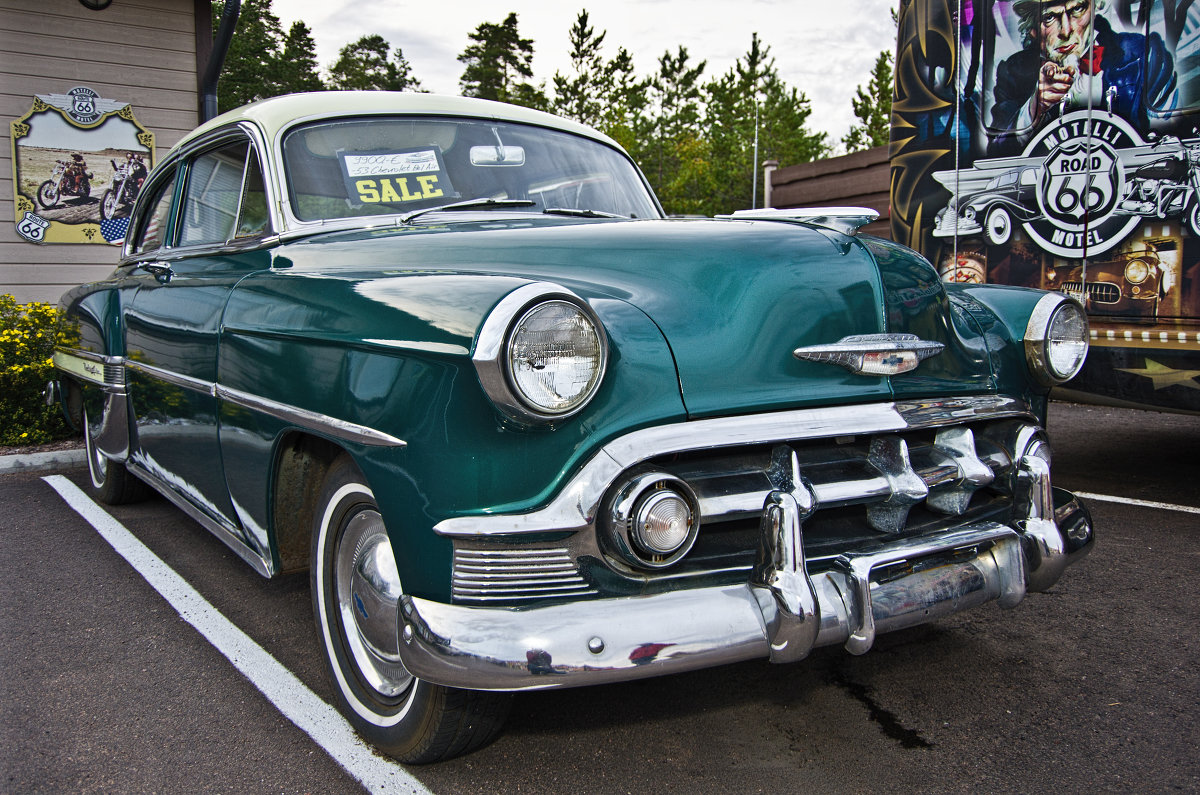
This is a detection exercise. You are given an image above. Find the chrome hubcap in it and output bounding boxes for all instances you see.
[334,508,412,698]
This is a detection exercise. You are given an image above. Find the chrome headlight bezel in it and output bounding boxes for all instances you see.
[1024,293,1089,386]
[473,282,609,424]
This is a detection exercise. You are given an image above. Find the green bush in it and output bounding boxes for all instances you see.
[0,294,75,446]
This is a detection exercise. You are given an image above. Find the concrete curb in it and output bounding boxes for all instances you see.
[0,448,87,475]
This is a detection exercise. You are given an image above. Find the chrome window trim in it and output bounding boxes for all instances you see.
[119,360,405,448]
[434,394,1032,538]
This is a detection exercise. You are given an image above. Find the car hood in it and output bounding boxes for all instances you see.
[275,217,993,417]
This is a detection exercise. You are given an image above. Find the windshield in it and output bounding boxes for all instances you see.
[282,116,661,222]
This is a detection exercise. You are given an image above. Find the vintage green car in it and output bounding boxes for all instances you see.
[51,92,1094,763]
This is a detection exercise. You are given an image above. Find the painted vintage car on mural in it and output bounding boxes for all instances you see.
[890,0,1200,414]
[50,92,1095,763]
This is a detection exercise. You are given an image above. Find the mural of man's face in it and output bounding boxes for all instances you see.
[1038,0,1095,64]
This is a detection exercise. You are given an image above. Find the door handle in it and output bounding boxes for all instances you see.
[143,261,173,280]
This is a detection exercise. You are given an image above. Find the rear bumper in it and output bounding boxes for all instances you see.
[397,479,1093,692]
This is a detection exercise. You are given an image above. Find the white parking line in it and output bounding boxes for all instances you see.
[44,475,432,795]
[1073,491,1200,516]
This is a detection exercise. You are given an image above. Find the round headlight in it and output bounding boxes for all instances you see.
[1124,259,1151,284]
[1025,294,1088,386]
[507,300,605,416]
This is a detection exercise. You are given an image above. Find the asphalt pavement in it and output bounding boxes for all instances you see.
[1,401,1197,794]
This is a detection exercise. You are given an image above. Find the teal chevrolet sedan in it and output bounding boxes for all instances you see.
[50,92,1094,763]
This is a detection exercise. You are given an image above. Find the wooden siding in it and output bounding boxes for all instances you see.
[768,145,892,239]
[0,0,205,303]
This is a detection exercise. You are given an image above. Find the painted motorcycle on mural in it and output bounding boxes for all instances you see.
[1116,134,1200,237]
[100,154,147,221]
[37,153,93,209]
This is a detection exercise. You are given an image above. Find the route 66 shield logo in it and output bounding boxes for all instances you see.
[16,211,50,243]
[1040,142,1119,224]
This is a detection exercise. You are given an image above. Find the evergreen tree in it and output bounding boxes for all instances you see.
[328,34,422,91]
[458,13,546,109]
[211,0,324,112]
[277,21,324,93]
[599,46,654,166]
[551,10,607,126]
[647,46,707,213]
[842,51,893,152]
[702,34,828,215]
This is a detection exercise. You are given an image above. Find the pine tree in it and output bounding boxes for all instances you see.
[842,51,893,152]
[458,13,546,109]
[328,34,422,91]
[277,21,324,93]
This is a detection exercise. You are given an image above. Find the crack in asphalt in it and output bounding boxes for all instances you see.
[830,671,932,749]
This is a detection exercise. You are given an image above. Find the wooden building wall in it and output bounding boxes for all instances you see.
[0,0,208,303]
[768,145,892,238]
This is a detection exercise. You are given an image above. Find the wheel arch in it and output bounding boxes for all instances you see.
[270,431,346,574]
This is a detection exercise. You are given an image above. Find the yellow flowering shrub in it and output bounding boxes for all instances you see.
[0,294,74,446]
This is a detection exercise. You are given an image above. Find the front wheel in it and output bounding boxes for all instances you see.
[1187,199,1200,238]
[37,180,59,209]
[100,189,118,220]
[310,455,510,763]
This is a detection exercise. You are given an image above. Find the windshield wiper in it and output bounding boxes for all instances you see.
[542,207,627,219]
[400,198,535,225]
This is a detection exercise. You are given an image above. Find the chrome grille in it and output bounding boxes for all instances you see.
[1062,281,1121,304]
[453,547,596,603]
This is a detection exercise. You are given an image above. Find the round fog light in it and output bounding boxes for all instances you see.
[633,491,695,555]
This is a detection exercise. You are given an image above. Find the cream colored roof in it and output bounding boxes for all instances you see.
[173,91,622,156]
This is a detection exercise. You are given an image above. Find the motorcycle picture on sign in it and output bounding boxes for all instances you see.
[9,87,153,245]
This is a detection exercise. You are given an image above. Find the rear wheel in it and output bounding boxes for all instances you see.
[984,205,1012,245]
[310,455,510,763]
[83,406,150,505]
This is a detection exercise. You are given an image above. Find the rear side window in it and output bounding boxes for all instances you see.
[180,140,250,246]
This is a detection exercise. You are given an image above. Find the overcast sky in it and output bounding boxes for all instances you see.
[269,0,898,148]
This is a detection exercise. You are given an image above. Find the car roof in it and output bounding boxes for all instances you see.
[174,91,624,155]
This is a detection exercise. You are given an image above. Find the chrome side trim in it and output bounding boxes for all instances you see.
[434,395,1032,537]
[125,359,212,395]
[119,359,405,448]
[215,385,407,448]
[53,348,125,390]
[125,459,274,577]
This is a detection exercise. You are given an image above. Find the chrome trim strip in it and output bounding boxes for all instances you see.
[215,384,407,448]
[434,395,1032,537]
[125,359,213,395]
[120,360,406,448]
[53,348,125,390]
[724,206,879,235]
[126,459,274,577]
[793,333,945,376]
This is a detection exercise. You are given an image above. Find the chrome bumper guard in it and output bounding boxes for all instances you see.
[397,455,1094,692]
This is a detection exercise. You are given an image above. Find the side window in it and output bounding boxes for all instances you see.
[180,140,249,246]
[235,147,272,238]
[133,173,176,255]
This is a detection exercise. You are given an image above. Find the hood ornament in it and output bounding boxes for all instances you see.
[794,333,945,376]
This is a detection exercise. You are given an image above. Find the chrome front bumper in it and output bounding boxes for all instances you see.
[396,477,1093,692]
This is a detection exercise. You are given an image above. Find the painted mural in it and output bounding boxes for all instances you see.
[10,87,153,245]
[892,0,1200,412]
